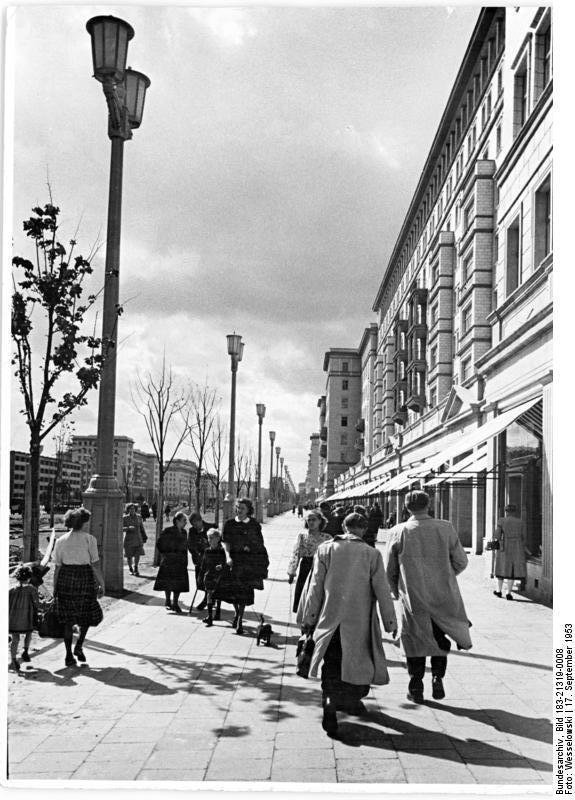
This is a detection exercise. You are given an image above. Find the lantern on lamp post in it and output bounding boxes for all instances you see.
[83,15,150,596]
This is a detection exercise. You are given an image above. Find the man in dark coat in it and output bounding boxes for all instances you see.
[319,502,342,538]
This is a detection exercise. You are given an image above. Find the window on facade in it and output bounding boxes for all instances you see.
[446,176,452,199]
[340,452,346,463]
[341,397,349,409]
[513,60,529,137]
[497,67,503,97]
[430,345,437,369]
[486,90,492,119]
[542,23,552,87]
[429,387,437,409]
[462,250,473,283]
[341,416,348,427]
[342,361,349,372]
[496,123,502,155]
[481,57,488,86]
[342,379,348,390]
[534,176,552,266]
[456,156,462,181]
[340,433,348,445]
[482,145,489,160]
[506,216,521,294]
[463,199,474,231]
[462,303,472,334]
[461,356,472,382]
[431,302,439,325]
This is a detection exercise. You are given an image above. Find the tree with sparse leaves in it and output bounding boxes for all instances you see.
[206,413,227,526]
[11,203,113,560]
[183,382,218,512]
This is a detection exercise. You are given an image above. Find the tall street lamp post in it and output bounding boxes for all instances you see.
[255,404,266,523]
[223,333,244,522]
[280,456,285,510]
[267,431,276,517]
[83,15,150,595]
[275,446,281,515]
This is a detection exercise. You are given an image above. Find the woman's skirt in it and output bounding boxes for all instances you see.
[123,533,145,558]
[207,563,254,606]
[154,553,189,593]
[293,556,314,613]
[54,564,103,628]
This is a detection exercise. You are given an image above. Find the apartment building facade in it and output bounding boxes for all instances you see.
[10,450,82,509]
[324,7,552,604]
[304,433,320,500]
[67,435,135,493]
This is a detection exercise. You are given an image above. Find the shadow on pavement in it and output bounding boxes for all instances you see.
[425,700,552,743]
[336,711,552,771]
[446,649,552,672]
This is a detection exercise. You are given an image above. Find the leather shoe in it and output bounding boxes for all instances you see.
[432,676,445,700]
[173,603,183,614]
[506,593,514,600]
[407,691,425,704]
[493,590,502,598]
[322,697,338,736]
[73,645,86,663]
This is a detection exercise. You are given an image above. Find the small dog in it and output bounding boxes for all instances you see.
[256,615,273,647]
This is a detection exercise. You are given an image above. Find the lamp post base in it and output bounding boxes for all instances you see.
[83,475,125,596]
[222,497,234,525]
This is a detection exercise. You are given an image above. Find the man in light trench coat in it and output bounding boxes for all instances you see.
[299,512,397,736]
[385,490,472,704]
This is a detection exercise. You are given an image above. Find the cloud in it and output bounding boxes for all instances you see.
[188,8,257,47]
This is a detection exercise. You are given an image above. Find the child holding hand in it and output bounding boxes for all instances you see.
[9,565,39,671]
[201,530,226,627]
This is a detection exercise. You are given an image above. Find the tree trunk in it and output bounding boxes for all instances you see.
[214,487,220,526]
[25,435,41,561]
[154,482,164,567]
[195,469,202,513]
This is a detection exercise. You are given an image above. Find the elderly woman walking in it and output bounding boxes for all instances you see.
[287,509,331,613]
[299,512,397,736]
[154,511,189,613]
[53,507,105,667]
[122,503,147,576]
[385,490,472,704]
[492,504,529,600]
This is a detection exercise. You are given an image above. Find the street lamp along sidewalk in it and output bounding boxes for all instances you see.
[223,334,244,522]
[82,16,150,596]
[255,403,266,522]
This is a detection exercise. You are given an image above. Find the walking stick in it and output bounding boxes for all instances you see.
[188,588,198,615]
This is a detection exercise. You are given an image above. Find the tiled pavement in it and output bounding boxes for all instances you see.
[7,512,552,785]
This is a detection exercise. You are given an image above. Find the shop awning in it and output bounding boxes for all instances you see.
[425,449,488,487]
[416,397,541,475]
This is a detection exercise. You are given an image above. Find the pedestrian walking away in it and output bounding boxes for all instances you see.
[164,504,172,521]
[299,512,397,737]
[151,501,157,521]
[52,507,105,668]
[122,503,147,576]
[9,565,39,671]
[385,490,472,704]
[297,504,303,518]
[222,498,269,636]
[187,511,215,611]
[319,501,342,538]
[287,509,331,613]
[154,511,189,613]
[140,501,150,522]
[491,503,530,600]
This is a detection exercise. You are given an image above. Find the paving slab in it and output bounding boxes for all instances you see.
[7,512,552,786]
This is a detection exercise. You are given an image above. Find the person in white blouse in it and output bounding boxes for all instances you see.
[53,507,105,667]
[287,510,330,614]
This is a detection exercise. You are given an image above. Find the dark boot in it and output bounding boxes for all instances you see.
[203,606,213,627]
[322,696,338,736]
[213,602,221,621]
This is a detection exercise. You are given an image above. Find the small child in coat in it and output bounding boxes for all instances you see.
[201,530,226,627]
[9,565,39,671]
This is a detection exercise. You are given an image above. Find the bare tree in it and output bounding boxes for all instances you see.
[206,413,227,526]
[48,420,73,527]
[132,357,192,561]
[184,381,217,512]
[234,437,254,498]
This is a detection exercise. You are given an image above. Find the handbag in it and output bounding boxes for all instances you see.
[485,539,500,551]
[36,596,65,638]
[296,632,315,679]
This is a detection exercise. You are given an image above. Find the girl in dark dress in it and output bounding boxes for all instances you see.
[187,511,213,611]
[222,498,269,636]
[154,512,189,613]
[200,530,226,627]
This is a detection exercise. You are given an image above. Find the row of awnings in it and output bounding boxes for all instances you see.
[325,396,541,503]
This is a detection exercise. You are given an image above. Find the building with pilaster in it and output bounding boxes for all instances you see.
[323,6,552,604]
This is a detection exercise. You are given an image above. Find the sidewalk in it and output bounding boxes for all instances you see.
[7,512,552,785]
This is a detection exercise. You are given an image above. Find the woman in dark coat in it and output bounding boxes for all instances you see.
[187,511,214,612]
[222,498,269,635]
[154,511,189,613]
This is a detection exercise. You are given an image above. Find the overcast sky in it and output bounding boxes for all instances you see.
[8,4,479,486]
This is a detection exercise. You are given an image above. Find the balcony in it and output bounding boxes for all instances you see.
[393,377,407,392]
[392,408,407,426]
[406,392,426,412]
[319,444,327,459]
[355,418,365,433]
[408,320,428,339]
[319,426,327,442]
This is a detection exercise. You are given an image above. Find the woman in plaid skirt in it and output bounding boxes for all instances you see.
[53,507,104,668]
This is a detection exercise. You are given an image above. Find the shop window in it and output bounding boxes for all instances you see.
[502,416,543,557]
[506,216,521,294]
[534,175,551,267]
